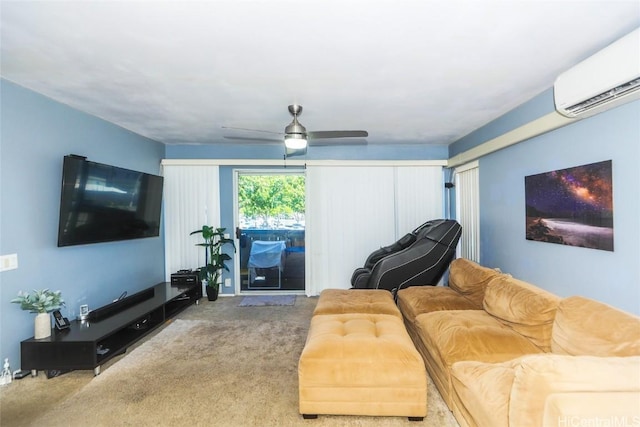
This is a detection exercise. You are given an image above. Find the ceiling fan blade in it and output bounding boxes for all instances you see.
[222,126,283,135]
[224,136,281,143]
[308,130,368,139]
[309,138,368,147]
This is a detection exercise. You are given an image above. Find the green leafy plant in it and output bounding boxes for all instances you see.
[11,289,65,313]
[190,226,236,290]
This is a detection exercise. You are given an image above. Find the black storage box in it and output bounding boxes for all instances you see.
[171,271,200,287]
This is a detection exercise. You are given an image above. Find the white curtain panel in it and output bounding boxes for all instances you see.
[455,162,480,262]
[305,165,443,296]
[162,165,220,280]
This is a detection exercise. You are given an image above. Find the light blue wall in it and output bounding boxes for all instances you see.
[453,91,640,315]
[449,89,554,158]
[0,79,166,369]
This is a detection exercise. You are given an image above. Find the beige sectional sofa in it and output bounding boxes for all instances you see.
[396,258,640,427]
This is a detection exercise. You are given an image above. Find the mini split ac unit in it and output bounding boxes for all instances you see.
[554,28,640,118]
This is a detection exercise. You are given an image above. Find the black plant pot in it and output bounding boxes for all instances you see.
[206,286,219,301]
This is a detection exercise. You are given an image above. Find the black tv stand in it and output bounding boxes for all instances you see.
[20,282,201,376]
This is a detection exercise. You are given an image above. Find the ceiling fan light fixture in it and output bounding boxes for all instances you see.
[224,104,368,157]
[284,134,307,149]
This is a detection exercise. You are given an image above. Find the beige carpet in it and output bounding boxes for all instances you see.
[0,296,459,427]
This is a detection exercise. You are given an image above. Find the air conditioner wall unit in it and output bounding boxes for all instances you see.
[554,28,640,118]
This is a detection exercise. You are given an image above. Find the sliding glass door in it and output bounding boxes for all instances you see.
[235,170,305,293]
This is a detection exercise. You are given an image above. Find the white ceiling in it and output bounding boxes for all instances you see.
[1,1,639,147]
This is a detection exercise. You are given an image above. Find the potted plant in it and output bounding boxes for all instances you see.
[190,225,236,301]
[11,289,65,339]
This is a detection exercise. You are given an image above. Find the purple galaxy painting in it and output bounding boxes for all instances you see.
[525,160,614,251]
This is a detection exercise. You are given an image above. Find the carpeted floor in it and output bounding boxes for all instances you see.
[0,295,459,427]
[239,295,297,306]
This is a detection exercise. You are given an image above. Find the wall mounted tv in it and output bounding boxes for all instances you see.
[57,155,164,247]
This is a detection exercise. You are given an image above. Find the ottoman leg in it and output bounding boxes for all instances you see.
[409,416,424,421]
[302,414,318,420]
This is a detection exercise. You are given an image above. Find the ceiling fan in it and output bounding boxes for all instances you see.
[223,104,368,157]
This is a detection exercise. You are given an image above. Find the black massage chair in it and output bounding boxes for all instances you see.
[350,220,435,278]
[350,219,462,295]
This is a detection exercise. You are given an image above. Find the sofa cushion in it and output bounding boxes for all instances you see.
[450,359,518,427]
[396,286,478,324]
[452,355,640,427]
[448,258,503,307]
[413,310,544,406]
[417,310,546,365]
[509,355,640,427]
[551,296,640,356]
[544,392,640,427]
[312,288,401,318]
[542,391,640,427]
[483,276,560,351]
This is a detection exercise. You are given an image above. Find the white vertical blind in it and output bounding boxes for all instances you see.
[162,165,220,280]
[305,165,443,295]
[305,166,395,296]
[455,161,480,262]
[395,166,444,235]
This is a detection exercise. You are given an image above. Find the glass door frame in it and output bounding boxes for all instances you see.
[232,168,307,295]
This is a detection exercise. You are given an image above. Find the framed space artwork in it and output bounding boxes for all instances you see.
[524,160,614,251]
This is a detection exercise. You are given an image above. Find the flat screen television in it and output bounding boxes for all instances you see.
[57,155,164,247]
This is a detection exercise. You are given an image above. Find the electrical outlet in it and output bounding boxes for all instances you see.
[224,278,232,288]
[0,254,18,272]
[223,233,230,239]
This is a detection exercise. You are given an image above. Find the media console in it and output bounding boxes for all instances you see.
[20,282,201,376]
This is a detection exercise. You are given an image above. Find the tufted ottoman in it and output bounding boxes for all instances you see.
[312,288,403,318]
[298,312,427,420]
